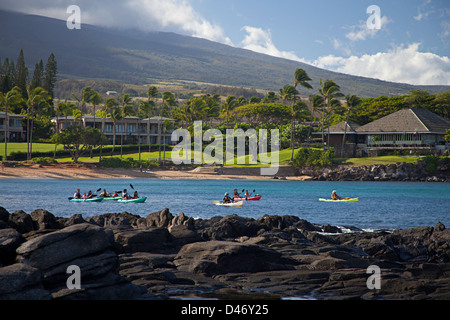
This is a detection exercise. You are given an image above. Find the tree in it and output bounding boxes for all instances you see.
[340,94,362,157]
[318,79,344,148]
[52,125,107,163]
[25,86,50,160]
[222,95,238,127]
[307,94,324,144]
[294,68,313,90]
[14,49,28,98]
[0,86,23,161]
[42,53,57,102]
[30,59,44,90]
[118,94,134,157]
[90,91,103,130]
[162,119,175,166]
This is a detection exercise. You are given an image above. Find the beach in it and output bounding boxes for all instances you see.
[0,162,312,181]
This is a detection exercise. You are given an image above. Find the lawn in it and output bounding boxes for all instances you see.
[0,143,65,157]
[1,143,424,168]
[337,155,420,166]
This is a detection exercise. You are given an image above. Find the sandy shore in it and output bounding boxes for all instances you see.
[0,163,311,181]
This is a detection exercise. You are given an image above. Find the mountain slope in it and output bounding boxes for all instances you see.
[0,10,448,97]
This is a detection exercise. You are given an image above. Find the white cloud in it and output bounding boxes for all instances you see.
[414,0,434,21]
[240,26,303,62]
[345,16,391,42]
[310,43,450,86]
[0,0,233,45]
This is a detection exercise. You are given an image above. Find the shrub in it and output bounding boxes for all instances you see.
[423,155,441,173]
[31,157,58,164]
[99,157,160,169]
[293,148,335,168]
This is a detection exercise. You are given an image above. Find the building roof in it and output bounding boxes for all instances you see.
[327,121,361,134]
[0,112,25,118]
[356,108,450,134]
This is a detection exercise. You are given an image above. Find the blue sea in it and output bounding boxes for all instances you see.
[0,178,449,231]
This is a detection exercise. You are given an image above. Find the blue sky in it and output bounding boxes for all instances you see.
[2,0,449,85]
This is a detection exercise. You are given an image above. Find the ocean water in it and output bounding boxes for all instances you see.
[0,178,449,231]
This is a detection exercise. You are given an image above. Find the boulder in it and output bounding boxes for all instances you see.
[0,263,51,300]
[146,208,173,228]
[0,228,24,266]
[174,240,294,275]
[168,224,203,247]
[8,210,34,234]
[197,214,264,240]
[30,209,60,230]
[16,223,115,271]
[114,227,172,253]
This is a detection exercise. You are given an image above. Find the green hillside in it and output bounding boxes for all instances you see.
[1,10,448,98]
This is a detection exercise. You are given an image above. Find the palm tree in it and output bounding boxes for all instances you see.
[0,86,23,161]
[26,86,50,160]
[138,100,154,154]
[307,94,324,145]
[109,107,122,156]
[162,119,175,166]
[279,84,300,161]
[118,94,134,158]
[222,96,237,127]
[318,79,344,149]
[104,98,119,154]
[294,68,313,91]
[340,94,362,157]
[290,101,310,160]
[90,91,103,130]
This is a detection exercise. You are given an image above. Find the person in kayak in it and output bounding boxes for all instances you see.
[99,189,110,198]
[331,190,342,200]
[233,189,241,198]
[244,190,252,198]
[74,189,81,199]
[81,193,88,199]
[122,189,130,200]
[132,191,138,199]
[223,192,232,203]
[87,190,95,199]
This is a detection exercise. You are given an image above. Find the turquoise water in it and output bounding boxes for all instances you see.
[0,179,449,231]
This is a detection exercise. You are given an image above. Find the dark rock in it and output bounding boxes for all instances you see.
[146,208,173,228]
[168,224,203,247]
[0,228,24,265]
[0,263,51,300]
[174,241,295,275]
[30,209,60,230]
[198,214,264,240]
[114,227,172,253]
[0,206,9,223]
[8,210,34,234]
[16,223,115,272]
[63,213,86,226]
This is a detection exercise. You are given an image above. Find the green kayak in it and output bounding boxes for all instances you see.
[117,197,147,203]
[103,196,122,201]
[319,198,359,203]
[69,197,104,202]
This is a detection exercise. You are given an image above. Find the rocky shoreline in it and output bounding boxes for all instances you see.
[298,160,450,182]
[0,207,449,300]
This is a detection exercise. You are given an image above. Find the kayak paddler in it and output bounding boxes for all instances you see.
[99,189,110,197]
[223,192,232,203]
[331,190,342,200]
[73,189,81,199]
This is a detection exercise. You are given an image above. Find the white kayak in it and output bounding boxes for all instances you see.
[213,201,244,207]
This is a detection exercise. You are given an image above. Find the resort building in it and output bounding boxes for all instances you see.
[52,115,176,145]
[325,108,450,157]
[0,112,25,142]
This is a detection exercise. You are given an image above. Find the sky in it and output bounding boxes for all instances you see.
[1,0,450,86]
